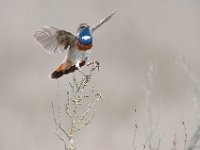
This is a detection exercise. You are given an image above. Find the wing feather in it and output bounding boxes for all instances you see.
[92,10,117,32]
[33,26,76,55]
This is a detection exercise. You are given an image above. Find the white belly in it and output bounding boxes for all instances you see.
[67,47,91,66]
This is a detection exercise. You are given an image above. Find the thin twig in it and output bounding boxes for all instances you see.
[79,97,99,121]
[58,123,70,139]
[51,61,101,150]
[133,108,139,150]
[77,108,97,130]
[143,140,147,150]
[177,57,200,150]
[171,133,177,150]
[69,82,75,93]
[52,101,58,127]
[65,90,72,118]
[54,131,68,150]
[76,78,85,94]
[143,63,156,150]
[52,101,68,149]
[182,120,188,150]
[156,138,161,150]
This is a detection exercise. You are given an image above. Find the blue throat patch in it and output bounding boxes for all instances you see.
[79,27,93,45]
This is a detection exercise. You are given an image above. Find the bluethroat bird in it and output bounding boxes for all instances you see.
[33,10,117,79]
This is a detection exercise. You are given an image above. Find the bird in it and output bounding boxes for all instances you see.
[33,10,117,79]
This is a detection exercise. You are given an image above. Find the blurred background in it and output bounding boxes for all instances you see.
[1,0,200,149]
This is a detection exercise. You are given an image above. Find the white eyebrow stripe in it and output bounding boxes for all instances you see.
[82,35,91,40]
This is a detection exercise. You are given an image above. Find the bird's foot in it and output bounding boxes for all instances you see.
[87,61,100,72]
[95,61,100,72]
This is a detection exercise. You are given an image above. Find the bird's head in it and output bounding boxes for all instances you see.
[77,23,93,45]
[77,23,90,33]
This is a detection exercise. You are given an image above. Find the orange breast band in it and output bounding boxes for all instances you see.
[77,41,93,51]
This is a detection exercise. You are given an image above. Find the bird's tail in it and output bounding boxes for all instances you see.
[50,60,86,79]
[50,64,68,79]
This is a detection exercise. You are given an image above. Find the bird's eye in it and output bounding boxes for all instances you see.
[80,26,85,29]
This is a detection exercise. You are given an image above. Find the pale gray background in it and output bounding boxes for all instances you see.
[1,0,200,150]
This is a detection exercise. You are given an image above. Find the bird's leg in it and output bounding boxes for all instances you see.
[76,63,91,82]
[76,63,85,76]
[85,57,90,66]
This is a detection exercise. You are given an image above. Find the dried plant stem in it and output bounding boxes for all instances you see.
[177,57,200,150]
[52,61,102,150]
[133,108,139,150]
[144,63,156,150]
[171,133,177,150]
[188,126,200,150]
[156,138,161,150]
[182,120,188,150]
[52,102,68,149]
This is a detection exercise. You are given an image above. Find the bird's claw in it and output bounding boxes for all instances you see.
[87,61,100,72]
[95,61,100,72]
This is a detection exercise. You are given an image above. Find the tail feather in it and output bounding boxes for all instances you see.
[50,61,86,79]
[50,70,64,79]
[50,63,67,79]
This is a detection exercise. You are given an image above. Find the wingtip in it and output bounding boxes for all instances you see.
[112,9,118,15]
[107,10,118,21]
[109,9,118,18]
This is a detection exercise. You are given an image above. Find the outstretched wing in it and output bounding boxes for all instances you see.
[92,10,117,32]
[33,26,76,55]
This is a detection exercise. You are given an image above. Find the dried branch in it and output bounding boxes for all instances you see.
[177,57,200,150]
[177,57,200,123]
[52,61,102,150]
[52,101,68,149]
[76,78,85,94]
[79,93,102,121]
[156,138,161,150]
[143,140,147,150]
[133,108,139,150]
[188,127,200,150]
[182,120,188,150]
[54,131,68,150]
[143,63,156,150]
[69,82,75,93]
[65,91,72,119]
[77,108,96,130]
[171,133,177,150]
[52,101,58,127]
